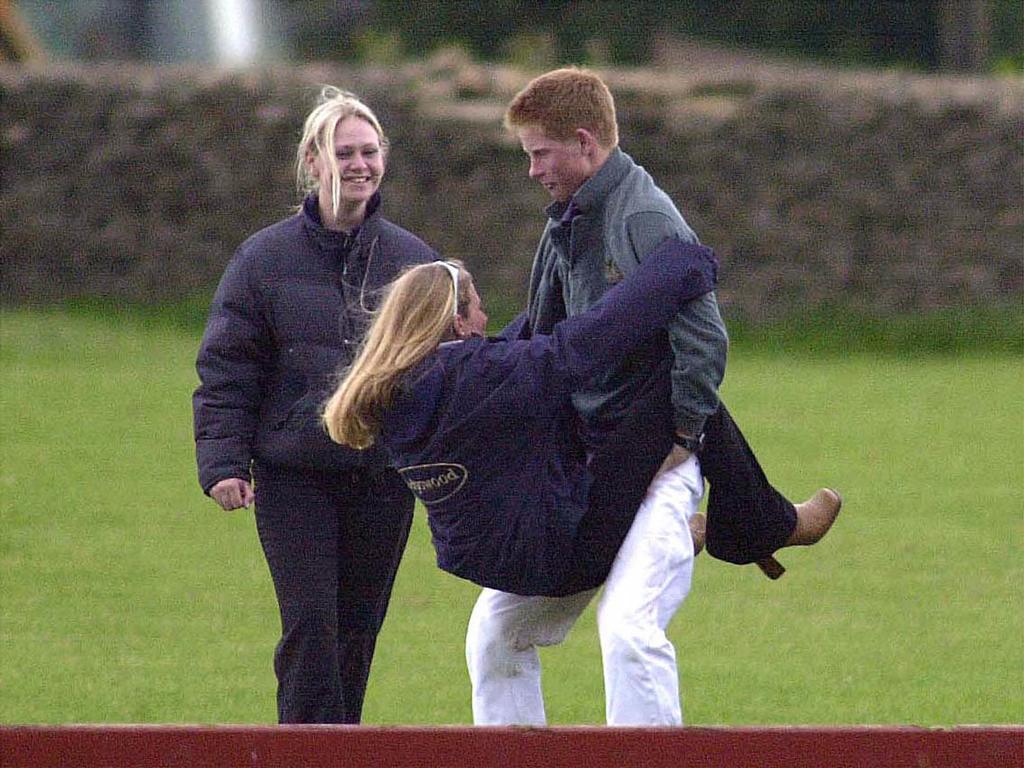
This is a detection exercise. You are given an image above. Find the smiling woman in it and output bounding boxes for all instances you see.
[296,87,389,232]
[303,118,384,230]
[192,85,438,725]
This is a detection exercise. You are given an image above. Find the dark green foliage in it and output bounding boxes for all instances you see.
[361,0,1021,72]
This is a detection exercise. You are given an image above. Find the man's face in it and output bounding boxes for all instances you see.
[517,126,594,203]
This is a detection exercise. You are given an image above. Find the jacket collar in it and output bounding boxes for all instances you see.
[544,147,631,222]
[301,192,382,253]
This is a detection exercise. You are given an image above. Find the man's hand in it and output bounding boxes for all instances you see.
[657,443,692,477]
[210,477,255,510]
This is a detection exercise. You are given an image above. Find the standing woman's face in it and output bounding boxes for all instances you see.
[308,115,385,224]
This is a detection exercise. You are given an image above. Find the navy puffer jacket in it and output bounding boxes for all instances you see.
[193,193,437,492]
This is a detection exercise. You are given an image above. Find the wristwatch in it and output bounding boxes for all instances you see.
[672,432,704,453]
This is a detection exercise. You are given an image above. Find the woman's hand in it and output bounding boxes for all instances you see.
[210,478,255,510]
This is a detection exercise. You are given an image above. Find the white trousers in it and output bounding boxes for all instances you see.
[465,455,704,725]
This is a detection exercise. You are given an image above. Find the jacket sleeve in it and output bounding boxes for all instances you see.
[547,237,717,389]
[496,311,532,341]
[192,247,272,493]
[626,211,728,437]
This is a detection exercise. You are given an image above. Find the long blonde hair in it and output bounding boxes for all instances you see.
[323,260,470,450]
[295,85,389,221]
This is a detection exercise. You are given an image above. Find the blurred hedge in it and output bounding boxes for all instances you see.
[1,58,1021,323]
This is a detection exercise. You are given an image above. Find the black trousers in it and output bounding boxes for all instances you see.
[701,401,798,563]
[253,464,413,724]
[565,370,798,593]
[564,372,677,594]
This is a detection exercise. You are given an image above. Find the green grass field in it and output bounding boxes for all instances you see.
[1,307,1021,725]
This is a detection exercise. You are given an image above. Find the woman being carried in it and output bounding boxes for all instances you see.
[322,237,715,596]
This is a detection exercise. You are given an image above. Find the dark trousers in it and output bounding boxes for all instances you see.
[565,372,677,594]
[566,373,798,593]
[701,402,798,563]
[253,464,414,724]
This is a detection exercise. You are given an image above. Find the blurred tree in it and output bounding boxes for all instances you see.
[287,0,1020,73]
[0,0,45,61]
[936,0,991,72]
[991,0,1024,71]
[11,0,1021,71]
[661,0,940,69]
[369,0,658,64]
[278,0,373,59]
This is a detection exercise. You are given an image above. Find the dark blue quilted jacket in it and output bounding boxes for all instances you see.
[193,193,437,492]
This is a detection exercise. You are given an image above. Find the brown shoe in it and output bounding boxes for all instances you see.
[787,488,843,547]
[755,488,842,580]
[689,512,706,556]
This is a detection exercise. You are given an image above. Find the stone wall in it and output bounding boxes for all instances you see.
[1,58,1021,321]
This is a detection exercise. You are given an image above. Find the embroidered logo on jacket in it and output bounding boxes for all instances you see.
[398,463,468,505]
[604,257,624,285]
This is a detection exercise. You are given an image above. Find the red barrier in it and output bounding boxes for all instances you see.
[2,725,1021,768]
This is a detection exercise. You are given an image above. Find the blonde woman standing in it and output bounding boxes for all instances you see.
[192,87,436,723]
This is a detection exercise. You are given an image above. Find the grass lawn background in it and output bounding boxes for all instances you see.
[0,307,1021,725]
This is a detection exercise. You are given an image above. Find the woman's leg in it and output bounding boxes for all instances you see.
[331,468,414,723]
[466,587,596,725]
[253,468,346,723]
[569,369,800,581]
[700,403,798,564]
[253,466,413,724]
[563,372,675,594]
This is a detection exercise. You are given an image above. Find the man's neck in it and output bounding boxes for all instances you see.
[590,146,612,173]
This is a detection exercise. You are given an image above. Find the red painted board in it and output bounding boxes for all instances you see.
[2,725,1022,768]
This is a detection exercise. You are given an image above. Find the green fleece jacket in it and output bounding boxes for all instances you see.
[526,147,728,441]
